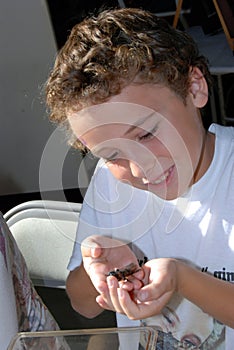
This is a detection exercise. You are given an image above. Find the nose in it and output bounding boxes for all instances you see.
[129,151,156,179]
[124,141,157,179]
[129,160,145,178]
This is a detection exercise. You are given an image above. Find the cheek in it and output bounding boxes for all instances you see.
[107,161,134,182]
[154,125,194,166]
[146,136,172,162]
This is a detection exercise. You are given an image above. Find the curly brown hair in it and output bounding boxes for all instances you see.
[46,7,212,150]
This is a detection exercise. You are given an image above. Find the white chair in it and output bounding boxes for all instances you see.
[4,200,82,288]
[4,200,117,332]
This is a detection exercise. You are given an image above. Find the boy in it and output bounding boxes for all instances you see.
[46,8,234,349]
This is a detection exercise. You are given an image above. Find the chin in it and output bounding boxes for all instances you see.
[146,184,177,200]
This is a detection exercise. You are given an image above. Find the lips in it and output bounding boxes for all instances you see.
[143,165,174,186]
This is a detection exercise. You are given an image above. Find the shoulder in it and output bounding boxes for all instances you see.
[209,123,234,143]
[209,124,234,164]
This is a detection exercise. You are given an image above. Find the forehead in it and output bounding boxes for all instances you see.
[68,102,156,138]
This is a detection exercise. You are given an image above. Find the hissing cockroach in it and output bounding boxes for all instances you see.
[107,263,140,282]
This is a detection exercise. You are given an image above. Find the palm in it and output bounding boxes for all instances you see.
[81,235,139,289]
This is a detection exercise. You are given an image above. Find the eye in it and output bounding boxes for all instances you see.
[104,151,119,164]
[137,125,158,141]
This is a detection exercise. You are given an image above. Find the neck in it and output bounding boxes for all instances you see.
[193,130,215,184]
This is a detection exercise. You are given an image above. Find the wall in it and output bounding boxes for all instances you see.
[0,0,87,197]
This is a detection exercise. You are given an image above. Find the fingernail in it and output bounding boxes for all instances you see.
[91,247,97,257]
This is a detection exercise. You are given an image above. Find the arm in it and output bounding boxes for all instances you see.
[176,260,234,328]
[66,263,103,318]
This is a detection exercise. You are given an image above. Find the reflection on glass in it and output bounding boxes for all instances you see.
[8,327,158,350]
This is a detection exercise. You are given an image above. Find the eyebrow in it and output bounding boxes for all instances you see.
[123,112,155,135]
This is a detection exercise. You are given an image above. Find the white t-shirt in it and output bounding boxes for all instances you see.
[68,123,234,349]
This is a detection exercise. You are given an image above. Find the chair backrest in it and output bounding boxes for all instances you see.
[4,200,82,288]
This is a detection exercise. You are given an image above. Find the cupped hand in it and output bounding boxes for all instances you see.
[113,258,178,320]
[81,235,143,312]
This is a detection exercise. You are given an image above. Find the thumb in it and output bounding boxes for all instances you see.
[137,283,164,302]
[81,236,102,258]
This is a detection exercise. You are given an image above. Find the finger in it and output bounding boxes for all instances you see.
[137,278,174,303]
[93,279,108,294]
[120,277,143,292]
[121,267,144,286]
[107,276,125,314]
[117,288,168,320]
[81,237,103,258]
[89,268,109,293]
[96,294,115,312]
[133,268,145,280]
[95,279,118,311]
[137,284,163,302]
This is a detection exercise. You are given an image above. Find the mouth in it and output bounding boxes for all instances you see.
[143,166,174,186]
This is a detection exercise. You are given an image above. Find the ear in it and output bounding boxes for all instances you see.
[189,67,208,108]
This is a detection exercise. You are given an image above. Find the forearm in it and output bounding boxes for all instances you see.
[176,260,234,328]
[66,263,103,318]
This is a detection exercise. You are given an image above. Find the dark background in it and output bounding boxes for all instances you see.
[46,0,221,49]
